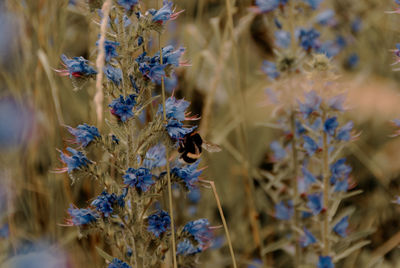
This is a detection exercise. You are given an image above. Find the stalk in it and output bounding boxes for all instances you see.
[322,110,330,255]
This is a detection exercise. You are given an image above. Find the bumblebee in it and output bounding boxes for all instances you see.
[178,131,221,163]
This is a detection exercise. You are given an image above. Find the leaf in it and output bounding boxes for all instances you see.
[333,240,370,262]
[96,246,114,262]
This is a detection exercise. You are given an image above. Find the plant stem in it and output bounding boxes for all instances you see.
[322,110,330,255]
[159,33,178,268]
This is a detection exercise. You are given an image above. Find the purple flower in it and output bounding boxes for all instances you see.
[323,117,338,136]
[262,61,279,80]
[333,178,348,192]
[275,30,291,48]
[104,65,123,85]
[330,158,351,184]
[298,28,320,51]
[58,147,92,173]
[159,96,190,121]
[123,167,155,193]
[298,90,321,118]
[182,219,213,247]
[302,166,318,189]
[275,200,294,220]
[66,205,99,226]
[165,119,196,140]
[157,45,185,67]
[333,215,349,237]
[300,228,317,247]
[109,95,137,122]
[59,55,97,78]
[295,120,306,136]
[303,135,319,156]
[307,193,323,215]
[164,73,178,92]
[152,1,182,23]
[270,141,286,161]
[172,161,203,190]
[177,239,201,256]
[303,0,324,10]
[147,64,166,84]
[91,191,124,217]
[328,94,345,111]
[316,10,335,26]
[66,123,100,147]
[336,122,353,141]
[143,144,166,169]
[108,258,131,268]
[96,39,119,62]
[117,0,138,11]
[317,256,334,268]
[147,210,171,237]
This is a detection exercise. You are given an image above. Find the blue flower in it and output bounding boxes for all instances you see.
[298,90,321,118]
[255,0,287,13]
[309,117,322,131]
[182,219,213,247]
[164,73,178,93]
[274,30,291,48]
[351,18,362,33]
[67,205,99,226]
[323,117,338,136]
[123,167,155,193]
[330,158,351,184]
[147,210,171,237]
[303,0,324,10]
[117,0,138,11]
[295,120,307,136]
[300,228,317,248]
[108,258,131,268]
[152,1,181,23]
[333,178,348,192]
[59,147,92,173]
[66,123,100,147]
[328,94,345,111]
[172,161,203,191]
[346,53,359,69]
[0,224,9,238]
[188,188,201,203]
[317,256,334,268]
[91,191,124,217]
[109,95,137,122]
[143,144,166,169]
[159,96,190,121]
[270,141,286,161]
[307,193,323,215]
[316,10,335,25]
[262,61,279,80]
[157,45,185,67]
[298,28,320,51]
[60,55,97,78]
[104,65,123,86]
[177,239,201,256]
[275,200,293,220]
[336,122,353,141]
[333,215,349,237]
[303,135,319,156]
[96,39,119,62]
[147,64,166,84]
[165,120,196,140]
[302,166,318,189]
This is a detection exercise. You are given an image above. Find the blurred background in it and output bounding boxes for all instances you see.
[1,0,400,267]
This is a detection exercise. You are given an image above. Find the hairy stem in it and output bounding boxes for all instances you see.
[322,110,330,255]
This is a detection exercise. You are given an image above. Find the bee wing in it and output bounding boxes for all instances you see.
[202,141,222,153]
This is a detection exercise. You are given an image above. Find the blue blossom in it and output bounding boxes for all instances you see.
[117,0,138,11]
[96,39,119,62]
[157,45,185,67]
[346,53,359,69]
[309,117,322,131]
[60,55,97,78]
[182,219,213,247]
[316,10,335,25]
[323,117,338,136]
[328,94,345,111]
[109,94,137,122]
[295,120,306,136]
[166,119,196,140]
[66,123,100,147]
[333,216,349,237]
[91,191,124,217]
[146,64,166,84]
[108,258,131,268]
[104,65,123,85]
[270,141,286,161]
[298,28,320,51]
[300,228,317,247]
[302,166,318,189]
[303,135,319,156]
[143,144,166,169]
[147,210,171,237]
[333,178,348,192]
[159,96,190,121]
[0,224,9,238]
[164,73,178,92]
[172,161,202,190]
[123,167,155,193]
[274,18,282,29]
[275,200,293,220]
[59,147,92,173]
[298,90,321,118]
[303,0,324,10]
[152,1,181,23]
[262,61,279,80]
[318,40,341,58]
[274,30,291,48]
[336,122,353,141]
[307,193,323,215]
[188,188,201,203]
[330,158,351,184]
[317,256,334,268]
[351,18,362,33]
[177,239,201,256]
[255,0,287,13]
[67,205,99,226]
